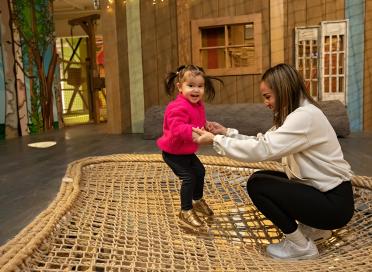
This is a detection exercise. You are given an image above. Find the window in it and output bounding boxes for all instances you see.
[295,20,348,104]
[295,26,320,100]
[320,20,348,103]
[191,14,262,76]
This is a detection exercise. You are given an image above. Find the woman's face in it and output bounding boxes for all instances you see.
[260,81,275,111]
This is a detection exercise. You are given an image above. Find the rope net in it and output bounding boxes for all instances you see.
[0,154,371,271]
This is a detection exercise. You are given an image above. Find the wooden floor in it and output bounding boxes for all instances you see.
[0,123,371,246]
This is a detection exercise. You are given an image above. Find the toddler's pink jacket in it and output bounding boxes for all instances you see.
[157,94,206,154]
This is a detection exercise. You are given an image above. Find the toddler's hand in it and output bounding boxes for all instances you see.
[192,127,214,145]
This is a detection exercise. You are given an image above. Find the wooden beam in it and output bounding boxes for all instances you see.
[270,0,285,65]
[346,0,364,132]
[364,0,372,131]
[126,0,144,133]
[68,14,101,123]
[68,14,100,26]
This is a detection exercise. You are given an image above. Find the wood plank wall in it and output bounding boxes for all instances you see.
[365,1,372,131]
[140,0,361,113]
[102,1,131,133]
[140,0,270,109]
[140,0,178,110]
[285,0,344,64]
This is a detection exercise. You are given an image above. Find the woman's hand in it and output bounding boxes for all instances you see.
[192,127,215,145]
[192,131,200,143]
[206,121,227,135]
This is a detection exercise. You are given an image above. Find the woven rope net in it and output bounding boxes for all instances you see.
[0,154,371,271]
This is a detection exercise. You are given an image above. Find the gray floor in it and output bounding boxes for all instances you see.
[0,123,371,246]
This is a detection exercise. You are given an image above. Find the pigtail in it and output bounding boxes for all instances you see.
[204,75,224,102]
[164,65,186,96]
[193,65,223,102]
[164,72,178,96]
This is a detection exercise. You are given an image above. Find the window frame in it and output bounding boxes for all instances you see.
[191,14,262,76]
[294,20,348,105]
[319,20,348,104]
[295,26,320,101]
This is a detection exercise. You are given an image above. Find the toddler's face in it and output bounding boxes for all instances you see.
[177,72,205,104]
[260,81,275,111]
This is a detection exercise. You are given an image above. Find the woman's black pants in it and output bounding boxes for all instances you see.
[246,170,354,234]
[162,151,205,211]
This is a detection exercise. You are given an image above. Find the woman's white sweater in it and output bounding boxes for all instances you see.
[213,99,353,192]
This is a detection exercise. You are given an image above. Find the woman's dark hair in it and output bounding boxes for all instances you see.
[164,64,223,102]
[261,63,319,127]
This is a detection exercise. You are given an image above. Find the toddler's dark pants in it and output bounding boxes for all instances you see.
[247,170,354,234]
[162,151,205,211]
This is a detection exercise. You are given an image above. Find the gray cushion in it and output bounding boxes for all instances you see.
[143,100,350,139]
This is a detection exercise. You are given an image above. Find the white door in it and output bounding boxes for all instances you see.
[319,20,348,104]
[295,26,320,101]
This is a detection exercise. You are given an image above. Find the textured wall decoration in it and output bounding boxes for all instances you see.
[0,0,18,139]
[13,25,29,136]
[0,0,61,138]
[10,0,58,132]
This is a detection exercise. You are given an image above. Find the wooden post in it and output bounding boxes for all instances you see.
[0,0,18,138]
[101,0,131,134]
[365,0,372,131]
[68,14,101,123]
[126,0,144,133]
[270,0,285,65]
[176,0,191,65]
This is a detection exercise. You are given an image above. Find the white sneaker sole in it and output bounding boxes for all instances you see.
[299,224,332,244]
[268,251,319,261]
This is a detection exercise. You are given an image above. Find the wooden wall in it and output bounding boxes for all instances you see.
[140,0,178,110]
[140,0,349,111]
[365,0,372,131]
[140,0,270,110]
[102,1,132,133]
[284,0,345,65]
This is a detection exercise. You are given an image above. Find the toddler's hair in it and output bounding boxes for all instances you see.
[164,64,223,101]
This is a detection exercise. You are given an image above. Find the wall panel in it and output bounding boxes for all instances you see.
[176,0,191,65]
[306,0,325,25]
[325,0,344,20]
[156,2,178,105]
[142,0,354,111]
[141,0,272,108]
[102,1,131,133]
[219,76,237,104]
[141,0,159,109]
[141,0,177,109]
[236,75,254,103]
[285,0,345,65]
[218,0,235,17]
[286,0,306,64]
[364,0,372,131]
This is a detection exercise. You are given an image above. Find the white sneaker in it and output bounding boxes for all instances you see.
[299,223,332,243]
[266,238,319,260]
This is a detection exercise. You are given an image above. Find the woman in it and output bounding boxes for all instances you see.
[193,63,354,260]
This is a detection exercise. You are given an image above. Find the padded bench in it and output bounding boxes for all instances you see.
[144,100,350,139]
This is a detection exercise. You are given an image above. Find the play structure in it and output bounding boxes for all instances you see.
[0,154,370,271]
